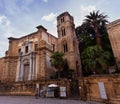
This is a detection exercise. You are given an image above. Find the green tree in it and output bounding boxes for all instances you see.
[85,10,108,47]
[76,10,115,76]
[60,59,75,79]
[76,22,96,54]
[50,51,65,79]
[81,45,111,74]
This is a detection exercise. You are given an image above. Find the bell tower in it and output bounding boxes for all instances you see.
[57,12,82,77]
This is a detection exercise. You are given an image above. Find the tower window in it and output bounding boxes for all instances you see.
[34,44,38,51]
[63,42,68,53]
[25,46,29,53]
[62,28,66,36]
[61,17,64,23]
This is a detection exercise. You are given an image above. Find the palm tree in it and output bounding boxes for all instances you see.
[85,10,108,47]
[50,51,65,79]
[81,45,110,74]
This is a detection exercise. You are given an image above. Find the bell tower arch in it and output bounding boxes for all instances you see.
[57,12,82,77]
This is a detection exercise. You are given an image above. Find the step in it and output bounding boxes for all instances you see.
[109,98,120,104]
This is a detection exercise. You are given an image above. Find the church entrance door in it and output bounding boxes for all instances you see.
[23,64,29,81]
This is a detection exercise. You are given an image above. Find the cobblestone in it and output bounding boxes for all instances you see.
[0,96,105,104]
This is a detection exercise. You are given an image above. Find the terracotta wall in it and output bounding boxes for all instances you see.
[79,75,120,104]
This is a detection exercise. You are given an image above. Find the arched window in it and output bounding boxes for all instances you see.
[63,41,68,53]
[25,46,29,53]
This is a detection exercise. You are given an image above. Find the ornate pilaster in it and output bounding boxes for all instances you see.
[20,62,24,81]
[16,58,20,81]
[32,53,36,80]
[28,54,33,80]
[16,56,22,81]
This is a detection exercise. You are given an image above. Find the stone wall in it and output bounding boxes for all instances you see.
[0,79,70,97]
[2,56,18,82]
[79,75,120,104]
[0,58,4,82]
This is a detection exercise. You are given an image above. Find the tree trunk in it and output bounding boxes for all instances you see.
[94,27,101,47]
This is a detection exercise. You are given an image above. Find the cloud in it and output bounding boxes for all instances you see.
[24,0,34,5]
[80,5,96,12]
[73,5,96,26]
[53,20,57,25]
[41,13,57,37]
[0,15,10,26]
[4,0,21,15]
[0,15,15,57]
[3,0,33,15]
[0,40,8,57]
[43,0,48,3]
[0,15,14,38]
[41,13,57,22]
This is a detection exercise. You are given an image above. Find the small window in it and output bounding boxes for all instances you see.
[25,46,28,53]
[34,44,38,51]
[61,17,64,23]
[63,42,68,53]
[62,28,66,36]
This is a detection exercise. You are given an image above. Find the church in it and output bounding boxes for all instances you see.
[0,12,81,85]
[1,11,120,103]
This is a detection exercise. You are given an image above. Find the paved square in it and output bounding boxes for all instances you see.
[0,96,105,104]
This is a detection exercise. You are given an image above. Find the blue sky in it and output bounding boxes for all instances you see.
[0,0,120,57]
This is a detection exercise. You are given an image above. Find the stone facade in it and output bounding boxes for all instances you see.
[0,12,81,83]
[107,20,120,70]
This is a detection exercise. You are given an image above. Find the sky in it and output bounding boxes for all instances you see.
[0,0,120,57]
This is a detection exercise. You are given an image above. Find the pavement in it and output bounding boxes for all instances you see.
[0,96,105,104]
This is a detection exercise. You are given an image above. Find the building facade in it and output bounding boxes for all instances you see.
[0,12,81,83]
[107,19,120,70]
